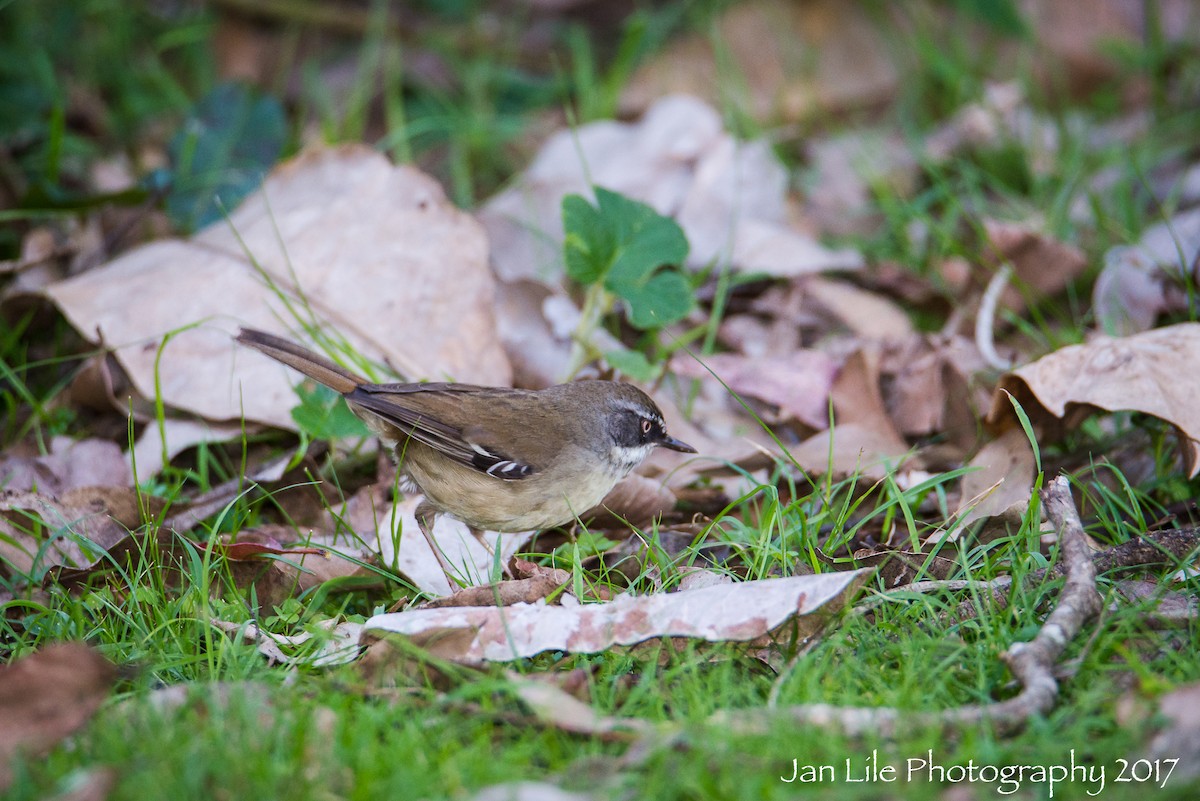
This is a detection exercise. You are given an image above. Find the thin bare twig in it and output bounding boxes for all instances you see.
[711,476,1101,736]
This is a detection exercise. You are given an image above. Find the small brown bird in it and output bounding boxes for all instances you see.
[236,329,695,567]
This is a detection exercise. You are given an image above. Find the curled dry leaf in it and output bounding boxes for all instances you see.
[0,643,118,790]
[420,564,570,610]
[988,323,1200,476]
[0,486,159,580]
[936,427,1036,543]
[361,570,872,667]
[978,219,1088,317]
[885,334,990,453]
[1093,207,1200,335]
[43,145,510,435]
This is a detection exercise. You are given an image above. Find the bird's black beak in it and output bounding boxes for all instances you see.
[658,434,697,453]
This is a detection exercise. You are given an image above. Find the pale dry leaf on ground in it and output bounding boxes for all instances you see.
[619,0,897,122]
[42,145,511,436]
[885,334,991,452]
[801,277,915,341]
[0,486,158,579]
[362,570,872,666]
[373,495,533,598]
[936,427,1037,543]
[46,766,116,801]
[1093,206,1200,335]
[988,323,1200,476]
[978,219,1089,317]
[676,567,735,592]
[781,346,913,480]
[480,93,862,284]
[670,349,838,429]
[1113,579,1197,626]
[0,436,131,495]
[0,643,118,791]
[128,418,249,480]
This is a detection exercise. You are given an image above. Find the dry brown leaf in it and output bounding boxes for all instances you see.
[802,278,915,341]
[420,566,570,610]
[0,487,157,579]
[938,427,1037,542]
[362,570,872,666]
[671,350,838,429]
[583,473,678,529]
[215,526,379,612]
[785,423,913,482]
[43,145,511,435]
[980,219,1089,316]
[850,548,958,589]
[988,323,1200,476]
[0,437,131,495]
[0,643,117,790]
[620,0,897,122]
[1024,0,1200,94]
[886,335,991,451]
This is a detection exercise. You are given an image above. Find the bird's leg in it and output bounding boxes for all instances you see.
[415,500,461,588]
[469,527,513,578]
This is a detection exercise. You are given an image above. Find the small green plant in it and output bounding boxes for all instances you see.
[561,186,694,378]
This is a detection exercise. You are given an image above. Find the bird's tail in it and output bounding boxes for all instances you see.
[236,328,365,394]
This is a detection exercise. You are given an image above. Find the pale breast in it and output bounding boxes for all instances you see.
[400,442,623,532]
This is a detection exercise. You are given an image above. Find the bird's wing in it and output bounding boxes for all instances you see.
[347,384,537,480]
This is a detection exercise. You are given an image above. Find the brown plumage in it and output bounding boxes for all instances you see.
[236,329,695,567]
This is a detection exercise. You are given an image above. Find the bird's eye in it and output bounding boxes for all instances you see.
[640,418,652,435]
